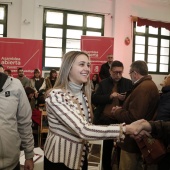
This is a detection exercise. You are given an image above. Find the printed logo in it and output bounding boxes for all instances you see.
[5,91,10,97]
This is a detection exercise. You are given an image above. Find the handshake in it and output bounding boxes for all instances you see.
[124,119,152,139]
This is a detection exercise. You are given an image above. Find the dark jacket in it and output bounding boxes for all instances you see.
[150,120,170,147]
[92,76,132,124]
[113,75,159,153]
[150,121,170,138]
[99,62,110,80]
[155,86,170,148]
[45,76,57,90]
[156,86,170,121]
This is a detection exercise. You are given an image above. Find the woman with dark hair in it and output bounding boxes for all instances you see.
[30,69,46,108]
[25,86,36,110]
[91,74,99,93]
[30,68,46,93]
[4,69,12,76]
[45,69,57,90]
[25,86,42,143]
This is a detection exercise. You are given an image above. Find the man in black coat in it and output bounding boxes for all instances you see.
[92,60,132,170]
[99,54,113,80]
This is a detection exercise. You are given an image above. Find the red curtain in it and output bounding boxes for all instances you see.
[131,16,170,31]
[138,17,170,31]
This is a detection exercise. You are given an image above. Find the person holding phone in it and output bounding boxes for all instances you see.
[92,60,132,170]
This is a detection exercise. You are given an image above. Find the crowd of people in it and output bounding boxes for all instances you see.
[0,51,170,170]
[92,56,170,170]
[0,66,58,109]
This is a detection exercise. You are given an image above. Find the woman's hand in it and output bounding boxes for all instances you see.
[125,119,152,136]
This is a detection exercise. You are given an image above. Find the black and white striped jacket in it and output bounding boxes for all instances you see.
[44,89,121,169]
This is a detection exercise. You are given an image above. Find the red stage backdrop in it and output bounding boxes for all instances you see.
[0,37,43,78]
[81,36,114,78]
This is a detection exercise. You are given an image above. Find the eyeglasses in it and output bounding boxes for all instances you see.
[112,71,123,75]
[129,70,134,74]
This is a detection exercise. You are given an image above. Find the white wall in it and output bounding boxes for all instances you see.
[3,0,170,88]
[7,0,22,37]
[113,0,170,88]
[6,0,114,39]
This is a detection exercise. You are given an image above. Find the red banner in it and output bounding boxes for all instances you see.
[81,36,114,77]
[0,38,43,78]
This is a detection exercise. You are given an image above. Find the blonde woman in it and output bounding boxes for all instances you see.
[43,51,136,170]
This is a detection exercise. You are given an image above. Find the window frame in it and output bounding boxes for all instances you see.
[42,8,104,71]
[0,4,8,37]
[133,22,170,74]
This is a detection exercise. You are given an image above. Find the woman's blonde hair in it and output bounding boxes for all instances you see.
[54,51,92,106]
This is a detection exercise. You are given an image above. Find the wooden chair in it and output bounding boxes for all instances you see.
[88,140,103,170]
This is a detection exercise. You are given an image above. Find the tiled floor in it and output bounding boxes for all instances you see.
[30,132,103,170]
[21,136,159,170]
